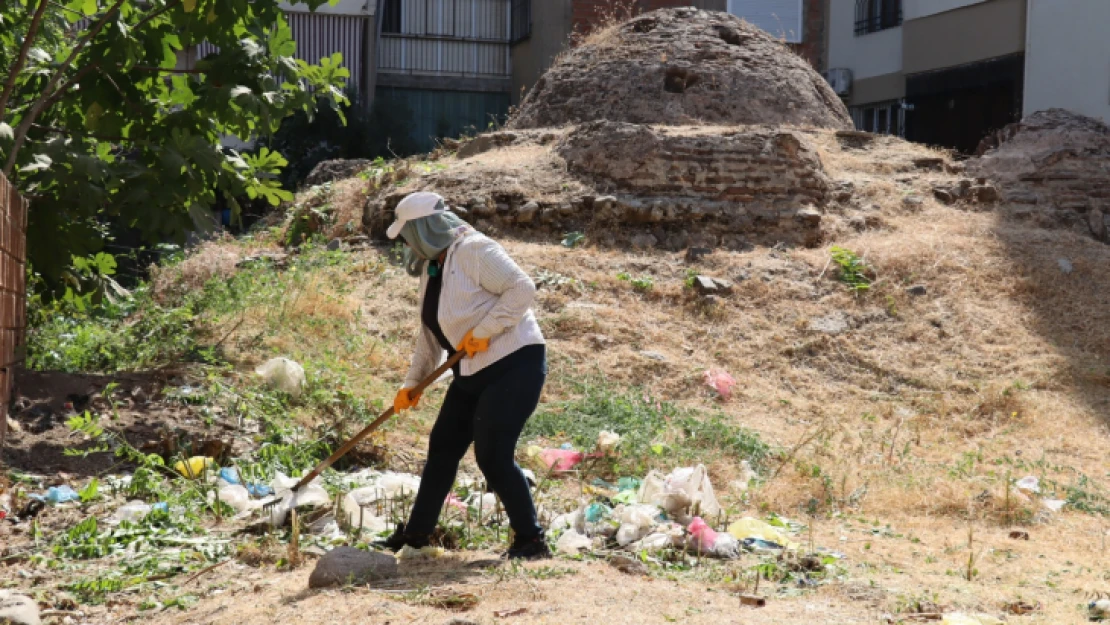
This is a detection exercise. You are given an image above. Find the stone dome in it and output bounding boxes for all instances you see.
[508,8,853,131]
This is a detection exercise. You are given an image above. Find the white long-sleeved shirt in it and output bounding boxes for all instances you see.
[402,229,545,388]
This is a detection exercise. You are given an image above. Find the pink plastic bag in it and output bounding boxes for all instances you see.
[539,449,586,471]
[688,516,718,550]
[444,494,467,512]
[703,369,736,401]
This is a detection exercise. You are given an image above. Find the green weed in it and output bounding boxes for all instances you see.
[829,246,871,293]
[617,272,654,292]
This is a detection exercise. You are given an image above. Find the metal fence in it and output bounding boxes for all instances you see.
[0,172,28,453]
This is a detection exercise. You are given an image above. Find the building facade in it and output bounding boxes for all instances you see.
[374,0,517,150]
[826,0,1110,153]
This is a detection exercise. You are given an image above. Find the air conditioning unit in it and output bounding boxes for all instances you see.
[823,68,853,97]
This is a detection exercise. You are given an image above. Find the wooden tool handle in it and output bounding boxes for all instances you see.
[289,350,466,493]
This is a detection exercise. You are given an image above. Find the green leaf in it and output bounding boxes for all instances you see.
[92,252,116,276]
[81,0,97,16]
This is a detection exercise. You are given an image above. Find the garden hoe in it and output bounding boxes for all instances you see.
[260,350,466,515]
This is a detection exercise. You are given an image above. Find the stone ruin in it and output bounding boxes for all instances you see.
[363,8,860,251]
[971,109,1110,243]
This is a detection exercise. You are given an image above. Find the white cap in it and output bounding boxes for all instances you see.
[386,191,447,239]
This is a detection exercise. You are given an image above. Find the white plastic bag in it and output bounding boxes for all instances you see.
[635,532,674,551]
[638,465,720,520]
[266,471,330,527]
[215,484,252,514]
[339,487,390,533]
[709,533,741,559]
[110,500,151,524]
[549,508,585,534]
[377,472,421,499]
[255,357,306,397]
[615,504,662,546]
[556,530,592,555]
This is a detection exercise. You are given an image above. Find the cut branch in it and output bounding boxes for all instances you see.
[0,0,52,123]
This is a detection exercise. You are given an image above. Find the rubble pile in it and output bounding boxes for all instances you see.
[971,108,1110,242]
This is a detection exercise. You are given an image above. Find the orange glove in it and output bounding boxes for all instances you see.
[457,329,490,358]
[393,387,421,413]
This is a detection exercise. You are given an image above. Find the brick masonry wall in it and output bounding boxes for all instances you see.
[790,0,827,70]
[0,172,28,451]
[555,121,830,248]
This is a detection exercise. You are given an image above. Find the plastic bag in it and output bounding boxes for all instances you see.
[556,530,592,555]
[214,484,252,514]
[638,465,721,520]
[218,467,241,485]
[266,471,330,527]
[174,456,216,479]
[377,473,421,499]
[339,487,390,533]
[636,532,674,551]
[549,508,584,534]
[615,504,661,546]
[585,503,611,523]
[111,500,152,524]
[687,517,718,550]
[727,517,798,550]
[711,533,741,558]
[597,431,621,453]
[255,357,306,397]
[538,448,585,472]
[703,369,737,401]
[1015,476,1040,495]
[45,485,80,504]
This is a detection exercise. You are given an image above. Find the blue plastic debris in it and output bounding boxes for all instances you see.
[218,467,240,484]
[741,537,785,553]
[246,483,274,498]
[559,442,574,450]
[584,503,611,523]
[45,486,80,504]
[617,477,642,491]
[153,502,169,513]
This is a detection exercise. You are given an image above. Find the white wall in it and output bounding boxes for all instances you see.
[280,0,373,15]
[903,0,985,20]
[727,0,802,43]
[827,0,902,79]
[1024,0,1110,121]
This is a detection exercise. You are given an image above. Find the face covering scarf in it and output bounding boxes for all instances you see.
[400,207,469,277]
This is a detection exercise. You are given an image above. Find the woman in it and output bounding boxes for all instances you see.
[377,191,550,560]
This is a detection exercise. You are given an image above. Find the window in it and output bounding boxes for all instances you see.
[851,101,904,136]
[381,0,401,34]
[855,0,901,36]
[511,0,532,42]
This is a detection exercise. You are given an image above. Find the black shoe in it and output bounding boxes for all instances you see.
[372,523,431,552]
[505,532,551,560]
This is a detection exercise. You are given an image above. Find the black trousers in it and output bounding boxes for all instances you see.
[406,344,546,539]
